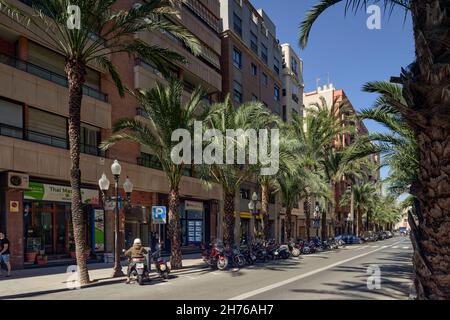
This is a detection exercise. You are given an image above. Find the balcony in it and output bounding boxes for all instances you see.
[182,0,221,34]
[0,122,105,157]
[0,53,108,102]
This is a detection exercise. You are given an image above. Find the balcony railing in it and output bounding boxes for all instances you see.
[138,152,193,176]
[0,122,105,157]
[182,0,221,34]
[0,53,108,102]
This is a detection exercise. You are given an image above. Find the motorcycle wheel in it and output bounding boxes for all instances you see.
[292,248,301,257]
[137,275,144,286]
[235,256,246,268]
[162,271,169,279]
[217,257,228,270]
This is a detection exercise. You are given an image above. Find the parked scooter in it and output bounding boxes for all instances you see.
[287,239,301,257]
[150,243,170,279]
[274,243,291,259]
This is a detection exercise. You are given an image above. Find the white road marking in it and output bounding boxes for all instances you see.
[402,247,410,250]
[392,246,399,249]
[229,240,405,300]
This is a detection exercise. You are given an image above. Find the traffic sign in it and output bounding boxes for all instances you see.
[152,206,167,224]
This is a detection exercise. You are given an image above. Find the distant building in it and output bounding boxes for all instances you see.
[281,44,304,122]
[303,85,380,236]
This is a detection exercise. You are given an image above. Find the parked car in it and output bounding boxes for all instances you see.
[362,231,376,242]
[337,234,364,245]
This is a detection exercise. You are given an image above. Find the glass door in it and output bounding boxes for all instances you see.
[34,202,54,254]
[55,204,69,254]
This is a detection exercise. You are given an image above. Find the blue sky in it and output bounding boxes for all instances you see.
[251,0,415,180]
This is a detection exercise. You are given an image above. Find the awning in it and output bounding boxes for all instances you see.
[234,211,263,220]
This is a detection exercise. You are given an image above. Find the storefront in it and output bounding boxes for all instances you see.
[180,200,209,248]
[22,181,102,263]
[238,212,263,244]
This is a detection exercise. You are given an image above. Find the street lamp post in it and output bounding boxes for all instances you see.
[248,192,261,245]
[98,160,133,277]
[346,213,353,235]
[313,202,321,239]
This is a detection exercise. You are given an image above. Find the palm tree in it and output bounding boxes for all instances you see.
[291,98,353,240]
[300,0,450,300]
[101,80,206,269]
[198,97,273,246]
[340,182,378,236]
[0,0,200,284]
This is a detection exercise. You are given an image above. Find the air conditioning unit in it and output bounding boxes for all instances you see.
[6,172,30,190]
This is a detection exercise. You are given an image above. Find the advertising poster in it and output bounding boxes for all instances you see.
[93,209,105,252]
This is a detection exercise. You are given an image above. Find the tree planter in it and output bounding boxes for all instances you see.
[25,252,38,262]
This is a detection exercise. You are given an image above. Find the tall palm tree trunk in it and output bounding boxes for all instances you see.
[356,209,363,237]
[66,59,90,285]
[285,207,293,240]
[261,183,270,240]
[406,0,450,300]
[168,187,182,269]
[223,191,235,246]
[321,209,327,240]
[304,196,311,240]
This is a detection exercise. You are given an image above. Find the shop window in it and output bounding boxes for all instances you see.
[240,188,250,200]
[0,98,23,138]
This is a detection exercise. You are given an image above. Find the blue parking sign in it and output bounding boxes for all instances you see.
[152,206,167,224]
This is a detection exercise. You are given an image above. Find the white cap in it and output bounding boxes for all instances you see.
[133,238,142,245]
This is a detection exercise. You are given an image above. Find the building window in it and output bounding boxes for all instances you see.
[233,80,243,103]
[0,98,23,139]
[28,108,67,149]
[251,63,257,76]
[274,85,280,101]
[261,44,268,64]
[291,57,298,75]
[262,72,268,86]
[233,47,242,69]
[81,123,100,156]
[240,188,250,200]
[251,12,258,25]
[274,57,280,74]
[282,105,287,122]
[252,94,258,101]
[233,13,242,37]
[250,31,258,54]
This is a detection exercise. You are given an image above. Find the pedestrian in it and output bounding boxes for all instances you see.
[0,231,11,277]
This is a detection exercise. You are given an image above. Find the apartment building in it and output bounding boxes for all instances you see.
[219,0,283,115]
[303,85,380,236]
[219,0,284,242]
[0,0,223,269]
[281,44,304,122]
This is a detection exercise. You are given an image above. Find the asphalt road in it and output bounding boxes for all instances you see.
[11,237,413,300]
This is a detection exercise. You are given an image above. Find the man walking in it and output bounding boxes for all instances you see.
[0,231,11,277]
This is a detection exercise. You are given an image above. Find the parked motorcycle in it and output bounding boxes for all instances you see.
[273,243,291,259]
[226,245,246,268]
[201,240,228,270]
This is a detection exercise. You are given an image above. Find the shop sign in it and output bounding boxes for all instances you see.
[152,206,167,224]
[9,200,19,213]
[24,182,99,205]
[93,209,105,252]
[185,200,203,212]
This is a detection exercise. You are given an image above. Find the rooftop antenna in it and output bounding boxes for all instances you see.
[316,76,321,91]
[327,72,330,85]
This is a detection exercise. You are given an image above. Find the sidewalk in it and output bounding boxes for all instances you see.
[0,253,205,300]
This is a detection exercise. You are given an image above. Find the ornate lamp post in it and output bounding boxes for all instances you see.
[248,192,261,245]
[98,160,133,277]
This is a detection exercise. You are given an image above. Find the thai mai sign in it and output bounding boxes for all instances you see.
[24,182,99,205]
